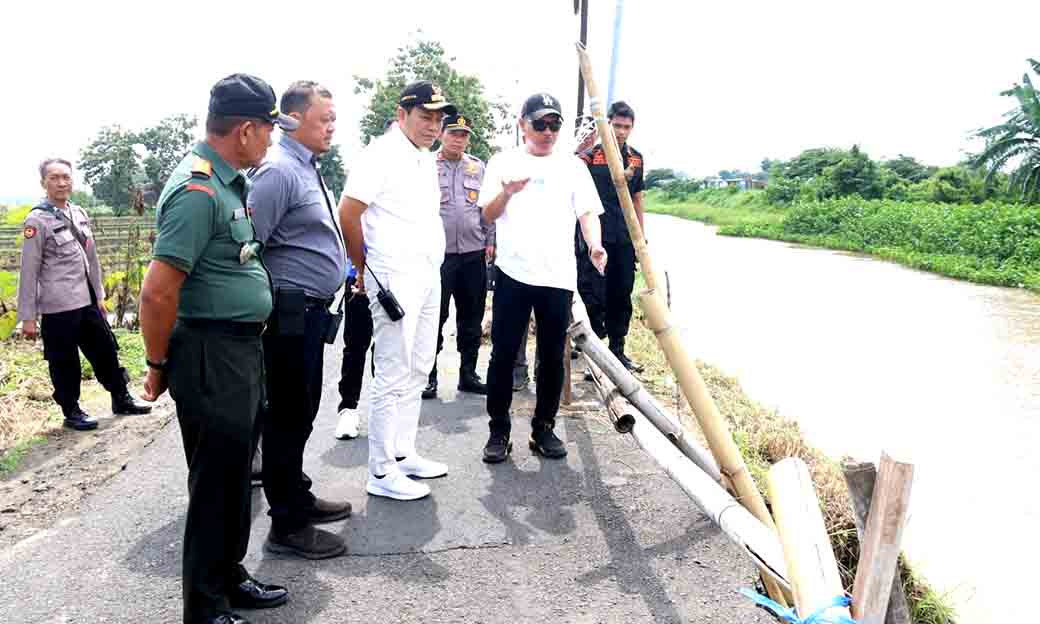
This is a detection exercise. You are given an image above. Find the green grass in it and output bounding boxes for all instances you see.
[647,189,1040,292]
[0,435,45,475]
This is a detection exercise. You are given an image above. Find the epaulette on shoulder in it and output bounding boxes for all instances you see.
[191,157,212,179]
[465,153,485,166]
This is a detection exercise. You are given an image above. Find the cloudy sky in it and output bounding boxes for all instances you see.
[2,0,1038,198]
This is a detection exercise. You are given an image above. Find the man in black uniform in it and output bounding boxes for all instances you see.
[140,73,296,624]
[17,158,151,430]
[577,101,645,372]
[424,113,494,399]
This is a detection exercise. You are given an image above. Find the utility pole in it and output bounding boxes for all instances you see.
[574,0,589,129]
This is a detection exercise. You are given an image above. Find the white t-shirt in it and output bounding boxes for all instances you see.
[343,126,445,277]
[479,146,603,292]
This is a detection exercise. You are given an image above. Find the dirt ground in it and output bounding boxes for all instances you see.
[0,389,174,550]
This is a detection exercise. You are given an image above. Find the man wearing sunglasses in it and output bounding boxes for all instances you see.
[479,93,607,463]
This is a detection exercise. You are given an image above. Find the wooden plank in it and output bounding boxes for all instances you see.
[768,457,850,619]
[843,461,911,624]
[851,452,914,623]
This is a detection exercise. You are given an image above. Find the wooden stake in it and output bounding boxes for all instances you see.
[576,41,787,607]
[852,453,914,623]
[768,458,851,620]
[843,461,911,624]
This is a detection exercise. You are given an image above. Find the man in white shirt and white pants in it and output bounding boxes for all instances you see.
[479,92,607,463]
[339,81,455,500]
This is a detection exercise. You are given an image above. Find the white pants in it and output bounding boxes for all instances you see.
[367,266,440,476]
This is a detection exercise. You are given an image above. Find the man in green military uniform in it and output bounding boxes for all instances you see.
[139,74,297,624]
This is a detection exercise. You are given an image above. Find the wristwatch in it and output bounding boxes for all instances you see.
[146,358,168,372]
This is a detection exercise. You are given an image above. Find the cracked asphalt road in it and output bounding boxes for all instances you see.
[0,332,772,623]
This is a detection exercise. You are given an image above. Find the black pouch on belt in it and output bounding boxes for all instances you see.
[324,294,345,344]
[273,287,306,336]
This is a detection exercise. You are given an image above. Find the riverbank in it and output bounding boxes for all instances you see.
[625,270,957,623]
[647,189,1040,292]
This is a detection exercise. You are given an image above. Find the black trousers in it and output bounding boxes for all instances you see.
[261,304,329,533]
[167,322,263,624]
[486,270,572,437]
[577,241,636,345]
[40,300,126,410]
[436,250,488,370]
[338,275,373,411]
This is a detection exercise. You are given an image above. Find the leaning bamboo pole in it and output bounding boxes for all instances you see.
[625,404,792,593]
[576,41,787,605]
[569,313,722,483]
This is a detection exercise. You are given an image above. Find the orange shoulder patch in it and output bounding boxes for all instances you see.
[629,155,643,168]
[23,225,37,239]
[591,151,608,165]
[185,183,215,197]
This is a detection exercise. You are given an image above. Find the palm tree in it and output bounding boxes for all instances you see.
[974,58,1040,203]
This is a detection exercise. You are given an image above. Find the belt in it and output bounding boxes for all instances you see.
[305,295,334,309]
[180,318,266,336]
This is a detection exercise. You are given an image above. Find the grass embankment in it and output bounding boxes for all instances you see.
[624,272,956,623]
[0,330,146,474]
[648,188,1040,291]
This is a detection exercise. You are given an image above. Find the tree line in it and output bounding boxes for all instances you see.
[647,57,1040,207]
[75,38,507,215]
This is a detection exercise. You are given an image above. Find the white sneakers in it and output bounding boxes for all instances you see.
[397,454,448,479]
[334,408,360,440]
[367,468,431,500]
[365,455,448,500]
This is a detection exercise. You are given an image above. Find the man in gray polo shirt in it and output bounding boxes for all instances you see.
[248,80,351,560]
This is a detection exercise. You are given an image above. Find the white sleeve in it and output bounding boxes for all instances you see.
[572,158,604,218]
[343,143,384,205]
[477,153,502,208]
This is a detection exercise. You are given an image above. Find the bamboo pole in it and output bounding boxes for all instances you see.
[585,357,636,434]
[843,461,911,624]
[626,406,791,593]
[852,453,914,624]
[569,313,722,483]
[768,458,851,620]
[576,41,786,605]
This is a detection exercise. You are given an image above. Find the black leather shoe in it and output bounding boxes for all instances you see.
[458,369,487,395]
[421,370,437,400]
[611,349,644,374]
[206,614,250,624]
[228,577,288,609]
[112,391,152,415]
[511,367,528,392]
[264,525,346,560]
[63,406,98,431]
[529,427,567,459]
[483,434,512,463]
[306,497,352,524]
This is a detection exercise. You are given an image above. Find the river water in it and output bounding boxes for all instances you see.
[645,214,1040,622]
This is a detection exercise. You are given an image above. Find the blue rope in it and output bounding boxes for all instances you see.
[738,588,860,624]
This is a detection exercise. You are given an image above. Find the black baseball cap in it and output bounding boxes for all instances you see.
[398,80,457,115]
[442,113,473,133]
[209,73,299,131]
[521,93,563,121]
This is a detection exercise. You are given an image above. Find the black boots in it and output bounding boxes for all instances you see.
[62,405,98,431]
[529,426,567,459]
[421,369,438,400]
[457,361,487,395]
[610,339,644,374]
[112,389,152,415]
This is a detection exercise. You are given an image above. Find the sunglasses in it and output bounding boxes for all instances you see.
[530,118,562,132]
